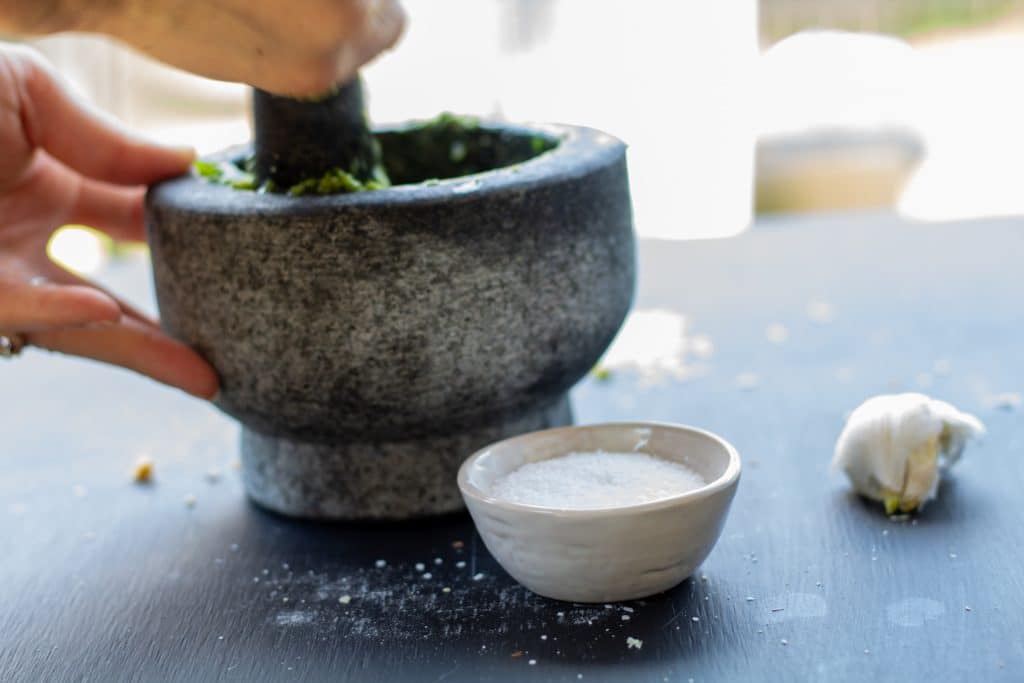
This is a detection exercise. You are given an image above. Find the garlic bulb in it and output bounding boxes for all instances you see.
[833,393,985,514]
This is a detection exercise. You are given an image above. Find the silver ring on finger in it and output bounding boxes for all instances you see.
[0,332,26,358]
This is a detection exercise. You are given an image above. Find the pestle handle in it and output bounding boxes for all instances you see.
[252,78,378,189]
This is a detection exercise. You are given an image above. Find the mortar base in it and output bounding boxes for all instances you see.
[241,396,573,520]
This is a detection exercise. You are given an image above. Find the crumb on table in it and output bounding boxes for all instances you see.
[133,456,154,483]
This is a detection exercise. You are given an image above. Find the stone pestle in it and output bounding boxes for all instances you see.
[252,78,380,189]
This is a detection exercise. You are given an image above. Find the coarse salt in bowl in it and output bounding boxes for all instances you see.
[457,422,741,603]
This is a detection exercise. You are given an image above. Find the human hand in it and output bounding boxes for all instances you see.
[0,0,406,97]
[0,45,219,398]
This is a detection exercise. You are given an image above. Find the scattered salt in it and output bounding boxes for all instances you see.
[415,563,426,572]
[338,595,351,605]
[421,573,433,580]
[735,372,760,391]
[528,659,537,666]
[621,615,630,621]
[490,452,705,508]
[690,334,715,359]
[807,299,836,323]
[375,560,387,569]
[766,323,789,344]
[626,637,643,650]
[472,573,485,581]
[991,392,1022,411]
[455,561,466,569]
[691,616,700,622]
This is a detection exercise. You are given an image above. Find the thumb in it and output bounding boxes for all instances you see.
[12,46,195,186]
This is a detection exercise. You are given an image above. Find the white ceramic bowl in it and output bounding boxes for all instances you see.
[458,422,741,603]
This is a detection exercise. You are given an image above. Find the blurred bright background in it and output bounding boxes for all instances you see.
[22,0,1024,272]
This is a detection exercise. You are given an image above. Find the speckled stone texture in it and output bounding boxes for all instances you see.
[243,396,572,519]
[146,122,634,520]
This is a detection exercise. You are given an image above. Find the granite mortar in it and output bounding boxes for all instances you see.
[145,122,635,520]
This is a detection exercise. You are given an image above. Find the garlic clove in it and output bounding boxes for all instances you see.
[832,393,984,514]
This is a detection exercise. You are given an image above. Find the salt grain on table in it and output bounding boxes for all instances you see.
[807,299,836,323]
[991,392,1022,410]
[766,323,789,344]
[490,452,705,508]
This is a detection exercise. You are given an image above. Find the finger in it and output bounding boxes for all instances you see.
[14,47,196,185]
[38,263,161,332]
[234,0,406,97]
[335,0,406,86]
[28,317,220,399]
[213,0,404,96]
[0,280,120,332]
[69,178,146,243]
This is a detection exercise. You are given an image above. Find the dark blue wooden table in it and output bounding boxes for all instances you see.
[3,211,1023,681]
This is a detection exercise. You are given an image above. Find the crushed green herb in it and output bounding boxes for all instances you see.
[192,159,261,191]
[193,111,560,195]
[286,167,388,196]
